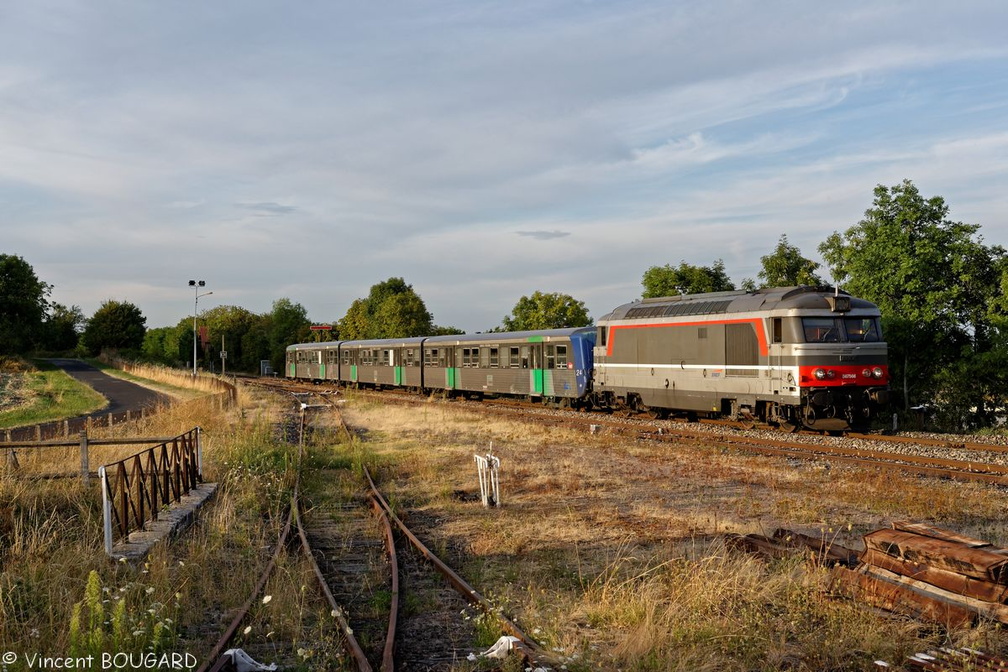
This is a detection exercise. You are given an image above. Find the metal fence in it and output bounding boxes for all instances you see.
[98,427,203,555]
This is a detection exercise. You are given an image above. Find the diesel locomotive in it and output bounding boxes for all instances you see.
[286,286,890,431]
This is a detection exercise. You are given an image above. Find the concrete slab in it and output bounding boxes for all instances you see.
[111,482,218,562]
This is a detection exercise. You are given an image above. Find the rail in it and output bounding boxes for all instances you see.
[98,427,203,555]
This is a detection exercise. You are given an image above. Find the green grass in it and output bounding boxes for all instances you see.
[0,361,107,429]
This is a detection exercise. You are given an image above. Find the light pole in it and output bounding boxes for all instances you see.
[189,280,213,375]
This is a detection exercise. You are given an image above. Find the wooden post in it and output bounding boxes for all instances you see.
[80,430,89,487]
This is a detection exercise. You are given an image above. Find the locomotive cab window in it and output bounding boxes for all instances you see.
[802,318,840,343]
[844,318,881,342]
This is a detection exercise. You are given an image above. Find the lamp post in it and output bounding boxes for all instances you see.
[189,280,213,375]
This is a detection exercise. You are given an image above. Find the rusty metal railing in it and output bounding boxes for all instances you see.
[98,427,203,555]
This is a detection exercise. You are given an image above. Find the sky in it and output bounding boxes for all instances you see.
[3,1,1007,331]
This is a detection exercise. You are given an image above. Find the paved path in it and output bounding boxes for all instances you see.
[3,359,171,441]
[47,358,170,417]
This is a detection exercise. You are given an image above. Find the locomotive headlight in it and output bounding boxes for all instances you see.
[814,368,827,380]
[872,366,884,379]
[862,368,872,378]
[827,369,836,379]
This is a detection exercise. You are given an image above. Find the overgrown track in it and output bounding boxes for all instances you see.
[200,388,550,671]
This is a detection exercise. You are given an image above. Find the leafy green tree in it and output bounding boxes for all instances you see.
[268,298,311,372]
[141,327,177,365]
[338,299,370,340]
[374,292,434,338]
[501,291,592,331]
[641,260,734,298]
[81,300,147,356]
[0,254,51,354]
[819,179,1006,423]
[43,302,84,352]
[756,235,823,288]
[337,278,434,339]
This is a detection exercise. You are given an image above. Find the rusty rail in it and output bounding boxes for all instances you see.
[98,428,203,555]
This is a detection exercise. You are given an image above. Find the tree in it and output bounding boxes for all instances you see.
[0,254,51,354]
[641,260,734,298]
[267,298,311,372]
[501,291,592,331]
[337,278,434,339]
[756,235,823,288]
[818,179,1006,423]
[43,303,85,352]
[373,292,435,338]
[81,300,147,355]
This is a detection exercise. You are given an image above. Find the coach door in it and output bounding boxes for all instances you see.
[530,344,544,396]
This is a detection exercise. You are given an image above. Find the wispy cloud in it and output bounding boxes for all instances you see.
[516,230,571,240]
[236,202,298,216]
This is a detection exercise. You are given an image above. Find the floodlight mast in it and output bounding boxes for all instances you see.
[188,280,212,375]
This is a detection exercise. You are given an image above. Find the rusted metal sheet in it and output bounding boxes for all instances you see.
[865,565,1008,624]
[892,521,996,549]
[864,529,1008,584]
[829,565,975,628]
[862,548,1008,605]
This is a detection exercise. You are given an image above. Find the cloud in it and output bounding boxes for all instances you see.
[516,230,571,240]
[235,202,298,215]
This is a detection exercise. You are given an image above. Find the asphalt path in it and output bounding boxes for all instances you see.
[2,360,172,441]
[47,358,170,417]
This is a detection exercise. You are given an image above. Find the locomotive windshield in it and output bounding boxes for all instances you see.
[802,317,882,343]
[843,317,882,342]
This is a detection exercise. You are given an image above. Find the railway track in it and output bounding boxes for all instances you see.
[199,389,551,672]
[256,377,1008,489]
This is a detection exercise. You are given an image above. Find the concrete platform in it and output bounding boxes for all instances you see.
[110,482,218,562]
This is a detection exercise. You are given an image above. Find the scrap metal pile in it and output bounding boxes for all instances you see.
[829,521,1008,627]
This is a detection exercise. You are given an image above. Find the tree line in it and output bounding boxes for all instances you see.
[2,179,1005,429]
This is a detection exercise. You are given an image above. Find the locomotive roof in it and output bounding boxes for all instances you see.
[598,286,879,321]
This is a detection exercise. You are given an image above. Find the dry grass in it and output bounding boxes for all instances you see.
[6,379,1008,671]
[338,395,1008,670]
[0,382,303,664]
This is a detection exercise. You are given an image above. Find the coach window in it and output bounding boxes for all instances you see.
[438,349,447,367]
[556,345,568,368]
[509,347,520,368]
[546,345,555,369]
[520,346,530,369]
[471,347,480,367]
[489,347,499,368]
[462,348,472,367]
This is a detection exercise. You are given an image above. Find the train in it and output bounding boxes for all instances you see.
[286,286,891,431]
